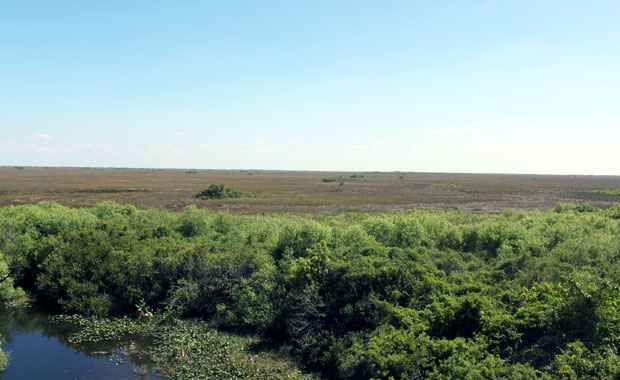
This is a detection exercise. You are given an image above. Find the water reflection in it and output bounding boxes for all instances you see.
[0,306,170,380]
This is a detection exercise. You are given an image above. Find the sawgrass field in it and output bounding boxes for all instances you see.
[2,166,619,214]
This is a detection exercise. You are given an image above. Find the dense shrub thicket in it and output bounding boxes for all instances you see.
[0,238,26,370]
[1,201,620,379]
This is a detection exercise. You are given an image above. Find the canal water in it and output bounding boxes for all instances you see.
[0,306,170,380]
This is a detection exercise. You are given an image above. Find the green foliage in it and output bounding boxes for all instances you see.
[177,205,211,237]
[0,250,27,373]
[229,256,278,330]
[584,189,620,197]
[0,343,6,372]
[553,203,598,213]
[194,184,253,200]
[0,251,25,305]
[546,341,620,379]
[1,201,620,379]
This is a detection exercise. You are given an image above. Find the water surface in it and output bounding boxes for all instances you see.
[0,307,170,380]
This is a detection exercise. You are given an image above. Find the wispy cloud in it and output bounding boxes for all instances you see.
[32,134,52,140]
[349,143,382,153]
[351,145,369,151]
[66,143,94,152]
[9,142,95,153]
[174,132,186,137]
[30,144,54,152]
[241,141,266,147]
[428,127,480,136]
[254,147,285,153]
[238,141,287,154]
[146,143,183,154]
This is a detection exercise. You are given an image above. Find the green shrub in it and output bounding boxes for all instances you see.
[584,189,620,197]
[194,184,253,199]
[0,343,7,372]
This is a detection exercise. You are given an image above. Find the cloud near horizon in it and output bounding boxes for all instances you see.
[32,134,52,140]
[428,127,480,136]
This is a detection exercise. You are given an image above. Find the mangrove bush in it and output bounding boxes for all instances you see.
[1,201,620,379]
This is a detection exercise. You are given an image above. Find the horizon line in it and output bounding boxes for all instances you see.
[2,165,619,177]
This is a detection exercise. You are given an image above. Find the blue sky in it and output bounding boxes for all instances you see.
[1,1,619,174]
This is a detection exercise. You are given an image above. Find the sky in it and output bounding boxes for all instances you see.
[1,0,619,174]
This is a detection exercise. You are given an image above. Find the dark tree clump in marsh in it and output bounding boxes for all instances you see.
[194,184,252,200]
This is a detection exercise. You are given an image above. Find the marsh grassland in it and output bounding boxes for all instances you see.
[1,167,620,213]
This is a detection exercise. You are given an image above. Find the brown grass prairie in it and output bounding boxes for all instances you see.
[1,167,619,214]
